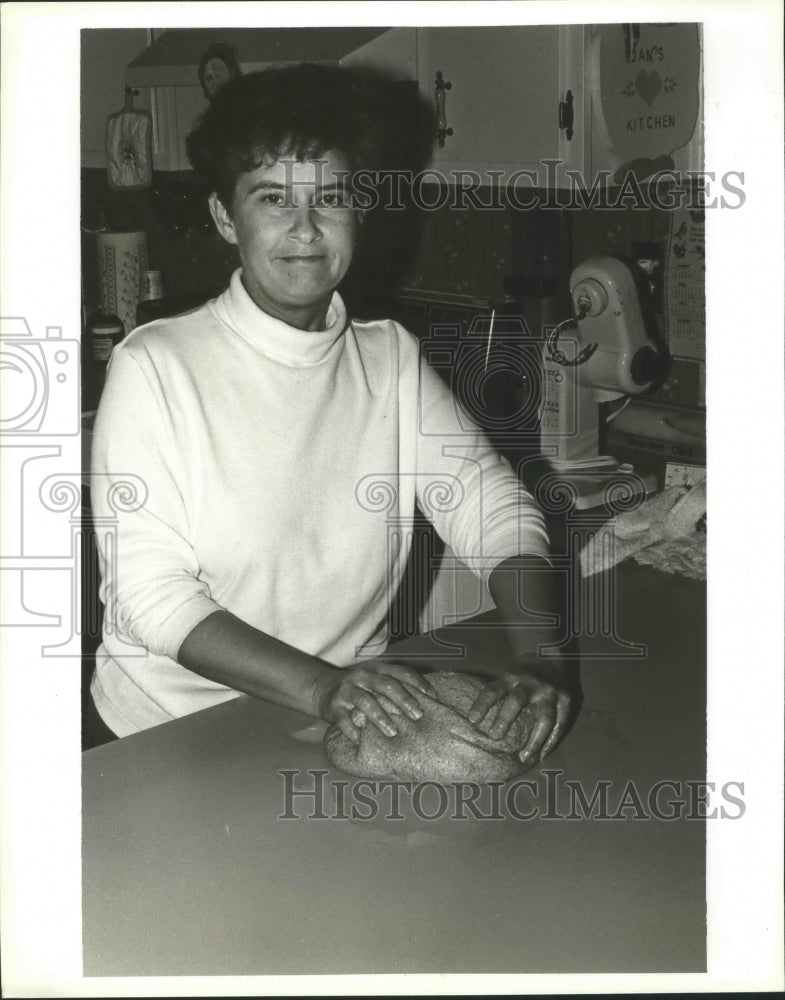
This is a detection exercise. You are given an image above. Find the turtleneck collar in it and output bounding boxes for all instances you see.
[213,269,349,367]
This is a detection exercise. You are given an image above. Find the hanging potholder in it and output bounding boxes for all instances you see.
[106,94,152,191]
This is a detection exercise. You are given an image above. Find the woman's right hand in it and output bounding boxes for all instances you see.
[317,661,435,745]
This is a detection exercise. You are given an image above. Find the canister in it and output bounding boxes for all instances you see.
[88,312,125,364]
[140,269,164,302]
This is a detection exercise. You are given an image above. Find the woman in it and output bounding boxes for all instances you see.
[88,64,570,762]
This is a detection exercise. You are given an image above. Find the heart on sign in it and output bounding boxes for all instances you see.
[635,70,662,106]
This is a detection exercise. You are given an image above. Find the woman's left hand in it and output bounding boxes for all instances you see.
[467,662,571,765]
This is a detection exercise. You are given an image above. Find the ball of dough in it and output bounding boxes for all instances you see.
[323,671,536,783]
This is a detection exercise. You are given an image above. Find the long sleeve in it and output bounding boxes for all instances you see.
[90,286,433,733]
[89,280,551,736]
[91,343,223,659]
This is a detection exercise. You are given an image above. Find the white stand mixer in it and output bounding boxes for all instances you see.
[540,255,667,506]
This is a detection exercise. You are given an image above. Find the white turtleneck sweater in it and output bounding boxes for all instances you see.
[90,270,550,736]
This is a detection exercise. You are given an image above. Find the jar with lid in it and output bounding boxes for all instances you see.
[87,311,124,364]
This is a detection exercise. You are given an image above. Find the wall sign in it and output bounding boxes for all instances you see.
[595,23,701,163]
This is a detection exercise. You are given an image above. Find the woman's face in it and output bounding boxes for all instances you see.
[210,150,357,331]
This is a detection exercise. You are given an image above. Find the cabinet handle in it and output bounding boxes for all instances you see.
[434,70,454,147]
[559,89,574,141]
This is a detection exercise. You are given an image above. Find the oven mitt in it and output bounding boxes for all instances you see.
[106,91,152,191]
[324,671,536,783]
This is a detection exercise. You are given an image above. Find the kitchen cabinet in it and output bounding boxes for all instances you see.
[121,25,580,177]
[416,23,703,185]
[416,25,588,183]
[125,27,418,173]
[114,24,702,182]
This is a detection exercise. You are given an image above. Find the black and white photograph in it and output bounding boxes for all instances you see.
[1,1,783,996]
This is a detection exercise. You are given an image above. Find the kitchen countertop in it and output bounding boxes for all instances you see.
[82,562,707,976]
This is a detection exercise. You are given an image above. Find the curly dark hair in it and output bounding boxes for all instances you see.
[186,63,388,210]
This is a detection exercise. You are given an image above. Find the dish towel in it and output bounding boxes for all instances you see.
[580,480,707,580]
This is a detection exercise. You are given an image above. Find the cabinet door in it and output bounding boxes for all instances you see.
[417,26,580,181]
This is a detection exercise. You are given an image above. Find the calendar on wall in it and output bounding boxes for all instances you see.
[664,200,705,361]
